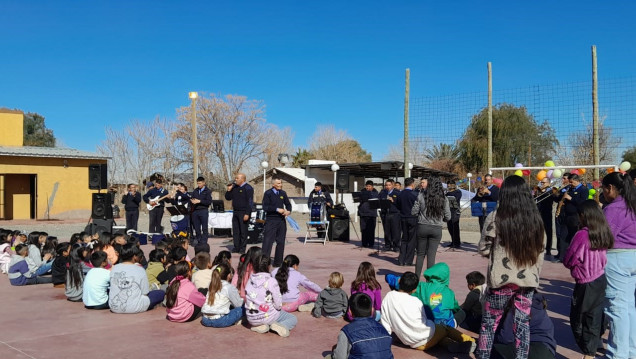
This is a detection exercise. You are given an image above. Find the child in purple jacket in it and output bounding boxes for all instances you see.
[348,262,382,321]
[273,254,322,312]
[563,200,613,359]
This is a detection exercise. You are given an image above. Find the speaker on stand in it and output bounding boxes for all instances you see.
[88,164,108,190]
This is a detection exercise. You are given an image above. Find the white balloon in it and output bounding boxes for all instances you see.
[619,161,631,171]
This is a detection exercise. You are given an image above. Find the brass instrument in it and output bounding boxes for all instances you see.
[554,185,571,217]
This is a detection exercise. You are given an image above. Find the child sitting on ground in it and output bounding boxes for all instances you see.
[381,272,475,354]
[51,242,71,288]
[414,262,462,327]
[83,251,110,310]
[313,272,349,319]
[65,246,86,302]
[212,250,232,269]
[459,271,486,332]
[8,244,53,285]
[146,249,166,289]
[245,255,297,337]
[157,246,187,285]
[327,293,393,359]
[273,254,322,312]
[165,261,207,322]
[26,231,53,276]
[0,231,13,274]
[348,262,382,321]
[192,251,213,290]
[201,263,244,328]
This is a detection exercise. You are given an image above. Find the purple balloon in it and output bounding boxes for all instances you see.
[546,170,553,179]
[515,163,524,168]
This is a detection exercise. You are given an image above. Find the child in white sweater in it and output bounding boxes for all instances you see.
[380,272,476,354]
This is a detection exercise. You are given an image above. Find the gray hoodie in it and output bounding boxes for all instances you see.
[411,192,451,227]
[312,287,348,318]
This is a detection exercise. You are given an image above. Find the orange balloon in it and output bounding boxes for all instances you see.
[607,167,615,173]
[579,168,586,174]
[536,170,547,181]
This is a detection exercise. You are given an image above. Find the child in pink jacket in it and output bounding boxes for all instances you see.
[165,261,206,322]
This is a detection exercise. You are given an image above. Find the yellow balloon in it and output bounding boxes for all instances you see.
[514,169,523,177]
[579,168,586,174]
[545,160,555,168]
[536,170,547,181]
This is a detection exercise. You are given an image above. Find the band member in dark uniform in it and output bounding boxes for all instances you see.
[307,182,333,238]
[225,173,254,254]
[535,177,554,257]
[562,173,589,248]
[472,174,499,233]
[190,177,212,245]
[445,182,463,250]
[553,173,571,260]
[396,177,417,265]
[378,179,401,251]
[358,180,379,248]
[262,177,292,267]
[121,183,141,231]
[143,179,169,233]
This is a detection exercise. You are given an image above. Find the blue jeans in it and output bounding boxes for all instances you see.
[35,260,53,276]
[147,290,165,310]
[604,250,636,359]
[276,310,297,330]
[201,307,244,328]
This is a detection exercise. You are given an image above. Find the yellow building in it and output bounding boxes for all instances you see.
[0,109,109,220]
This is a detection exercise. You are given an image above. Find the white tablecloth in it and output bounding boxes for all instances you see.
[208,212,233,229]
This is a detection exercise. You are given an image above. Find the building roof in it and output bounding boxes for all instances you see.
[250,167,306,183]
[0,108,24,114]
[0,146,110,160]
[305,161,457,180]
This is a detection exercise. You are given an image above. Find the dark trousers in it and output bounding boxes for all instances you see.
[262,218,286,267]
[125,210,139,231]
[447,218,461,248]
[191,209,209,244]
[414,224,442,278]
[565,215,580,248]
[149,207,164,233]
[555,215,568,259]
[398,217,417,265]
[360,216,376,248]
[540,212,553,254]
[232,211,249,253]
[478,215,487,233]
[570,274,607,356]
[382,212,401,250]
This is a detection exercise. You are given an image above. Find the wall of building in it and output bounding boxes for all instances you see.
[0,111,24,147]
[0,156,107,219]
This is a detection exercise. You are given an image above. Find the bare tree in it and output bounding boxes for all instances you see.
[308,125,372,163]
[384,137,433,166]
[97,127,130,184]
[557,115,620,166]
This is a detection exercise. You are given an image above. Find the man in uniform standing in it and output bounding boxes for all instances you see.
[396,177,417,265]
[358,180,379,248]
[472,174,499,233]
[143,179,169,233]
[190,177,212,246]
[122,183,141,231]
[562,173,589,250]
[262,178,292,267]
[378,179,401,252]
[225,173,255,254]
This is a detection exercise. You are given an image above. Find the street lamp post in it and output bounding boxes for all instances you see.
[261,161,269,194]
[189,91,199,189]
[467,172,473,193]
[331,163,339,204]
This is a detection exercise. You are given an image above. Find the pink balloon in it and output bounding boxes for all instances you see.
[571,169,580,175]
[492,177,503,186]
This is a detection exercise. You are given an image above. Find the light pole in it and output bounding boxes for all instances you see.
[261,161,269,195]
[331,163,339,204]
[467,172,473,193]
[189,91,199,189]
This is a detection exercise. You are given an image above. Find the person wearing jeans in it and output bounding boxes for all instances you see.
[201,307,244,328]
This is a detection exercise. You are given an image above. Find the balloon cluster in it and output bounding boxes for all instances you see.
[513,163,530,177]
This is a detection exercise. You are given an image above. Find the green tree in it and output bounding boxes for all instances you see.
[623,145,636,165]
[458,104,558,172]
[23,112,56,147]
[425,142,462,173]
[292,148,312,167]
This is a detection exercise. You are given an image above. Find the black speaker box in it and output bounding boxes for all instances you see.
[92,193,113,220]
[329,217,350,242]
[87,219,114,237]
[336,170,350,191]
[88,164,108,190]
[212,200,225,213]
[247,225,264,244]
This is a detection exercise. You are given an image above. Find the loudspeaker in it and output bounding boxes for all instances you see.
[329,218,350,242]
[89,164,108,190]
[336,170,350,191]
[247,225,263,244]
[88,219,114,236]
[92,193,113,220]
[212,200,225,213]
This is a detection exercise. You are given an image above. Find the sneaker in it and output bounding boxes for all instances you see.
[270,322,290,337]
[234,318,243,326]
[447,340,476,354]
[250,324,269,334]
[298,303,315,312]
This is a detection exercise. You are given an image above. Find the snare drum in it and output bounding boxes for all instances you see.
[170,215,189,232]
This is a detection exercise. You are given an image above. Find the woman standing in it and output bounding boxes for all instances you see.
[411,176,451,277]
[601,171,636,359]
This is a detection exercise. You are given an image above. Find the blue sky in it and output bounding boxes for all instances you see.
[2,1,635,160]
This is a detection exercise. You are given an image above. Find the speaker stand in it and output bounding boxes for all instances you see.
[375,209,384,254]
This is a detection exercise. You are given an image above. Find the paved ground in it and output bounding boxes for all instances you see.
[0,215,591,359]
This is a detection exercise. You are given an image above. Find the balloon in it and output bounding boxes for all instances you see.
[536,170,547,181]
[579,168,586,174]
[588,188,597,200]
[514,169,523,177]
[492,177,503,186]
[515,163,524,168]
[545,160,555,168]
[522,170,530,176]
[619,161,632,171]
[553,169,563,178]
[571,169,580,175]
[546,170,553,179]
[476,176,482,182]
[607,167,615,173]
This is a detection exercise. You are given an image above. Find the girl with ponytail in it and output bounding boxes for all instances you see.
[273,254,322,312]
[165,261,206,323]
[201,263,244,328]
[601,171,636,358]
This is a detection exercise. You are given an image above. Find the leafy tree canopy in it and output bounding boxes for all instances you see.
[23,112,55,147]
[623,145,636,166]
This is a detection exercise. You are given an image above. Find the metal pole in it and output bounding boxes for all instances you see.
[404,68,410,178]
[592,45,600,181]
[191,96,199,188]
[333,171,338,204]
[263,169,266,195]
[487,62,493,174]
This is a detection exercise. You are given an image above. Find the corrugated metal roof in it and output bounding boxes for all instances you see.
[0,146,110,160]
